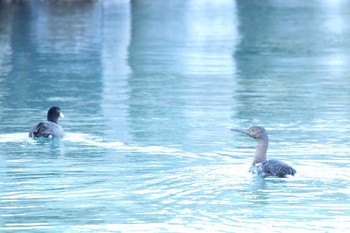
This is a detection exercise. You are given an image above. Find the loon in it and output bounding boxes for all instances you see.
[29,106,65,138]
[231,126,296,178]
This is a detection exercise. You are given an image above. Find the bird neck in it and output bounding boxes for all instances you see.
[252,136,269,165]
[47,116,58,123]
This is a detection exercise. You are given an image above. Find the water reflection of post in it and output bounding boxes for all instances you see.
[128,0,190,145]
[234,1,350,123]
[101,1,132,141]
[181,0,239,144]
[0,3,13,77]
[128,0,239,145]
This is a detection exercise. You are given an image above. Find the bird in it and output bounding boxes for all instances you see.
[29,106,65,138]
[231,126,296,178]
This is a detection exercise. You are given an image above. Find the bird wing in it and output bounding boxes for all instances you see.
[29,121,64,138]
[266,159,296,178]
[29,122,50,137]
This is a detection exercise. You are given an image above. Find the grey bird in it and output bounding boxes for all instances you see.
[231,126,296,178]
[29,106,65,138]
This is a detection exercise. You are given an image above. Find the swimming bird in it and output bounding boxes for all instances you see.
[29,106,65,138]
[231,126,296,178]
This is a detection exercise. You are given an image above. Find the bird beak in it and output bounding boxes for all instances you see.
[60,112,64,118]
[231,128,248,135]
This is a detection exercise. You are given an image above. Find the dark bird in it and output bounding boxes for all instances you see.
[231,126,296,178]
[29,106,65,138]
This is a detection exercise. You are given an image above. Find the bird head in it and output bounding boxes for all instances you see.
[231,126,267,140]
[47,106,64,123]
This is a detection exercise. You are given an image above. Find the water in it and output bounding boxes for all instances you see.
[1,0,350,232]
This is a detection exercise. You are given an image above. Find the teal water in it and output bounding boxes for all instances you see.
[1,0,350,232]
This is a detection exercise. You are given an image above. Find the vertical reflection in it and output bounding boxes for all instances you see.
[0,4,13,76]
[181,0,239,141]
[101,1,131,140]
[181,0,239,76]
[128,0,188,144]
[234,0,350,123]
[0,2,34,107]
[128,0,239,145]
[315,0,350,121]
[0,1,102,116]
[0,3,13,125]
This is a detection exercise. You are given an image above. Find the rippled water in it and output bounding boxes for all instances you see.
[1,0,350,232]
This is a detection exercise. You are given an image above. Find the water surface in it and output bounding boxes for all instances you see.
[1,0,350,232]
